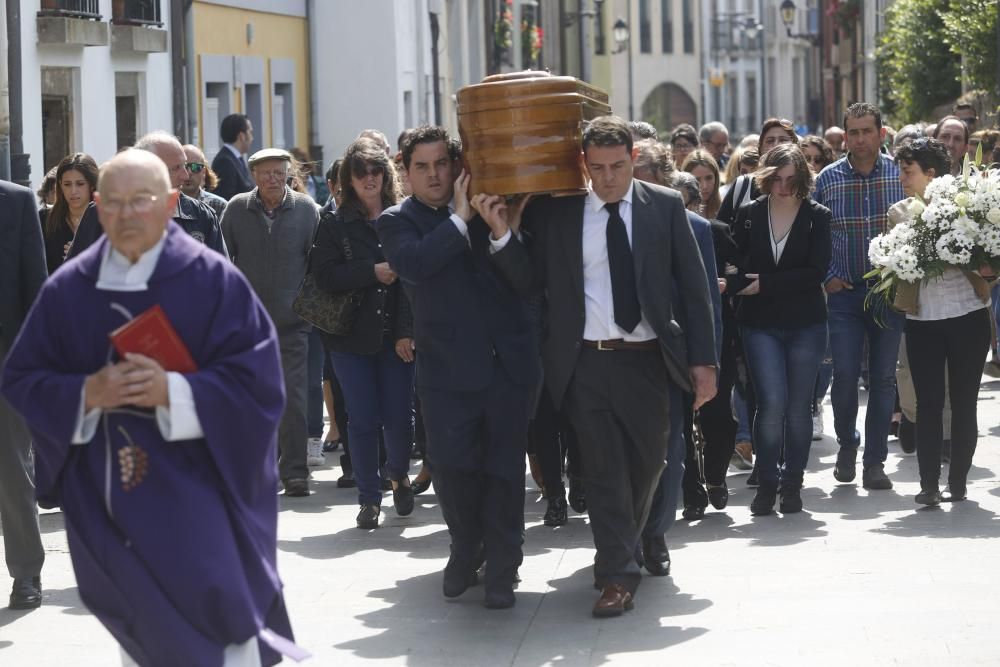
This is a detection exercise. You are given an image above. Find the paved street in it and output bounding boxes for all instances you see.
[4,378,1000,666]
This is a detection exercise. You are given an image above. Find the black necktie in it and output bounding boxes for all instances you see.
[604,201,642,333]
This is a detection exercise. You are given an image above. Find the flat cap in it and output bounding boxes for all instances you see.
[247,148,292,168]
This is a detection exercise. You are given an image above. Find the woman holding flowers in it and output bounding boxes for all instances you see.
[731,144,832,515]
[882,139,996,505]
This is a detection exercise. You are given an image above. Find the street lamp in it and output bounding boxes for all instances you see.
[779,0,821,44]
[612,17,634,121]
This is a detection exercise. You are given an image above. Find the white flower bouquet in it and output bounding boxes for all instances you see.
[865,151,1000,303]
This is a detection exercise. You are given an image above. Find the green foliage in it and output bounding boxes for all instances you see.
[877,0,961,125]
[939,0,999,96]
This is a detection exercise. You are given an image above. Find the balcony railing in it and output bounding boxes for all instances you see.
[112,0,163,27]
[38,0,101,20]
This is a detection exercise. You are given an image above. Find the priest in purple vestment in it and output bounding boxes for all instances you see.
[0,150,306,667]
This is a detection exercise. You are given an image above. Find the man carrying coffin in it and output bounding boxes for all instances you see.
[481,116,717,617]
[1,150,303,666]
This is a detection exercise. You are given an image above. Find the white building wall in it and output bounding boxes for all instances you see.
[312,0,438,164]
[20,0,173,189]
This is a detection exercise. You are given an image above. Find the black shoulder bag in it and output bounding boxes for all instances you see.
[293,220,364,336]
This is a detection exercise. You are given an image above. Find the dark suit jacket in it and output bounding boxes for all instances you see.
[0,181,48,351]
[211,147,254,201]
[493,179,717,407]
[377,196,540,393]
[67,195,225,260]
[731,195,832,330]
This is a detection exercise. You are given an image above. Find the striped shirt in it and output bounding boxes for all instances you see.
[813,153,904,283]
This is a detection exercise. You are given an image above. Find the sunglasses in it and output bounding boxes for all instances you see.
[352,164,385,179]
[186,162,206,173]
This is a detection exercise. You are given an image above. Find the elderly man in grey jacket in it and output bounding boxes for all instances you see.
[221,148,319,497]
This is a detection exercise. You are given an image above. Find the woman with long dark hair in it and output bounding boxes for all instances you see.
[311,138,415,529]
[41,153,98,273]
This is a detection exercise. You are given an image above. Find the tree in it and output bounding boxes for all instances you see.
[939,0,999,97]
[877,0,961,125]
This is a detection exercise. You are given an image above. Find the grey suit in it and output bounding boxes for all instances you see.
[0,181,47,582]
[493,179,715,593]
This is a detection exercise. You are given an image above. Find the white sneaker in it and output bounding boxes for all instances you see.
[812,411,824,440]
[307,438,326,466]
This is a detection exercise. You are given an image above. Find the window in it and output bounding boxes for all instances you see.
[114,72,143,152]
[639,0,652,53]
[681,0,694,53]
[273,83,294,150]
[111,0,162,26]
[41,67,78,173]
[38,0,100,20]
[661,0,673,53]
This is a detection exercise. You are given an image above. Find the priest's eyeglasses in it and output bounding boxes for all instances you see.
[101,194,160,215]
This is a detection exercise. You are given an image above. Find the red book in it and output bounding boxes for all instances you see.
[109,305,198,373]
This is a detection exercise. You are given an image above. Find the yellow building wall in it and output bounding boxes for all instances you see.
[192,2,311,151]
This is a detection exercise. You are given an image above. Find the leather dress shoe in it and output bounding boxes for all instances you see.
[443,563,479,598]
[543,495,569,527]
[568,475,587,514]
[484,585,516,609]
[9,577,41,610]
[682,504,705,521]
[392,480,414,516]
[592,583,634,618]
[282,478,310,497]
[641,536,671,577]
[915,488,942,505]
[707,482,729,510]
[356,503,381,529]
[336,454,356,488]
[411,477,432,495]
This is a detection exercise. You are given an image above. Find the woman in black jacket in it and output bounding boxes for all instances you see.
[312,138,415,529]
[731,143,831,516]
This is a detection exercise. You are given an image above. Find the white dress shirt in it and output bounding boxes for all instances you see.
[73,235,204,444]
[582,184,656,341]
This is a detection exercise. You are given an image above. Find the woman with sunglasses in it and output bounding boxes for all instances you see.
[718,118,800,229]
[800,136,836,177]
[311,137,416,529]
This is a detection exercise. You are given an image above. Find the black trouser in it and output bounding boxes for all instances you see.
[527,383,581,500]
[683,325,738,507]
[420,364,531,593]
[906,308,991,491]
[565,347,671,595]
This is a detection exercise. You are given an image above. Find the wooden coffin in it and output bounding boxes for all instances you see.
[457,71,611,197]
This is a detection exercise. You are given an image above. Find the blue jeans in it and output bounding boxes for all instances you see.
[330,339,416,505]
[742,322,827,488]
[827,284,903,466]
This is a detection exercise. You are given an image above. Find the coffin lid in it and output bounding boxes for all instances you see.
[457,70,610,116]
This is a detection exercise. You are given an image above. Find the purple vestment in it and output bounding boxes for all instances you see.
[1,223,295,667]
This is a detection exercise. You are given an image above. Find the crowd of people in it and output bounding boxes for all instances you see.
[2,97,1000,662]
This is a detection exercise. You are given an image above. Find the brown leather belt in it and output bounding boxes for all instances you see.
[582,339,659,352]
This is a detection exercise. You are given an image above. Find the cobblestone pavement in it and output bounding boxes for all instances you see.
[4,379,1000,666]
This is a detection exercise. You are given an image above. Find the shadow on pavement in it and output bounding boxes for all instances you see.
[333,565,711,666]
[872,500,1000,538]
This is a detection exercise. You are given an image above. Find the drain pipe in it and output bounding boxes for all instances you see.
[5,0,29,185]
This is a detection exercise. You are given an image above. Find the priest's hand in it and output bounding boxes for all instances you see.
[84,360,158,410]
[689,365,718,411]
[121,354,169,408]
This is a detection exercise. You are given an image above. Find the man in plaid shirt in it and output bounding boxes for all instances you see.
[813,102,905,491]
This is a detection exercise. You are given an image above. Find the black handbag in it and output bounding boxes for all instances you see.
[293,220,363,336]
